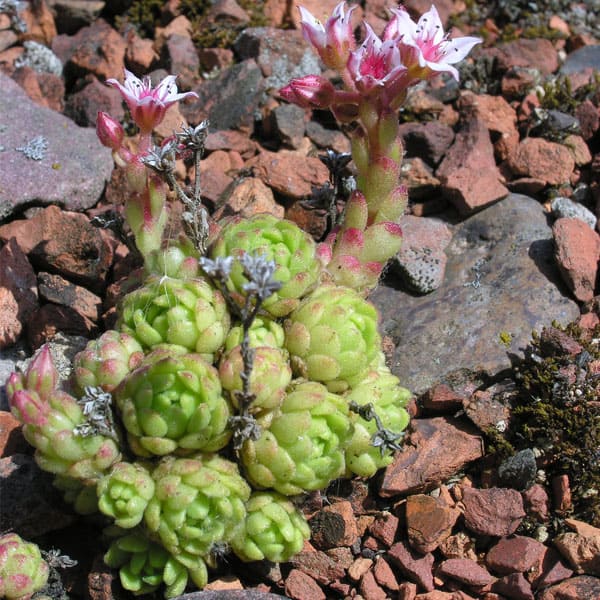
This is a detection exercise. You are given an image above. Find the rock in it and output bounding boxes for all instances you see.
[47,0,105,35]
[551,196,597,230]
[268,103,307,149]
[405,494,460,553]
[528,547,573,590]
[387,540,435,592]
[305,121,351,154]
[507,137,575,187]
[288,550,346,585]
[0,453,75,537]
[438,532,478,562]
[537,575,600,600]
[14,40,62,75]
[52,18,126,83]
[392,215,453,294]
[461,487,526,537]
[563,134,593,167]
[28,303,99,348]
[420,383,465,413]
[359,569,387,600]
[310,501,358,549]
[373,556,399,592]
[181,59,265,132]
[64,75,125,127]
[11,67,65,113]
[553,532,600,576]
[368,511,400,548]
[436,117,508,215]
[494,38,559,76]
[486,535,546,575]
[553,217,600,302]
[463,389,510,432]
[284,569,325,600]
[37,272,102,322]
[437,558,494,587]
[0,74,113,220]
[398,121,455,167]
[490,572,534,600]
[0,238,38,349]
[399,157,441,201]
[165,33,200,90]
[559,45,600,76]
[0,205,113,293]
[347,557,372,581]
[380,417,483,496]
[371,194,580,395]
[0,411,29,457]
[172,592,289,600]
[522,483,550,522]
[213,177,282,221]
[124,30,158,72]
[497,448,537,491]
[575,100,600,141]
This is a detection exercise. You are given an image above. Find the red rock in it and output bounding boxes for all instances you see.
[11,66,49,109]
[398,581,419,600]
[325,546,353,571]
[369,511,399,548]
[0,29,17,52]
[0,238,38,348]
[213,177,282,221]
[20,0,57,46]
[437,558,494,587]
[199,47,234,71]
[124,30,158,72]
[486,535,546,575]
[462,487,526,537]
[245,149,329,200]
[305,120,351,155]
[508,138,575,187]
[462,389,510,431]
[575,99,600,141]
[563,134,592,166]
[52,19,126,81]
[553,217,600,302]
[373,556,399,592]
[360,569,387,600]
[522,484,550,522]
[552,473,573,512]
[437,117,508,215]
[288,550,346,585]
[494,38,559,76]
[413,592,454,599]
[553,532,600,576]
[166,33,200,90]
[421,384,465,413]
[309,500,358,549]
[348,557,373,581]
[528,546,573,590]
[195,150,234,207]
[490,572,534,600]
[406,494,460,554]
[284,569,325,600]
[388,540,435,592]
[64,75,125,127]
[205,130,257,159]
[36,72,65,113]
[380,417,484,496]
[37,272,102,322]
[0,412,29,457]
[501,66,540,100]
[398,121,455,167]
[537,575,600,600]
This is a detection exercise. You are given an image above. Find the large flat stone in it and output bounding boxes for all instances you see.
[371,194,579,395]
[0,73,113,221]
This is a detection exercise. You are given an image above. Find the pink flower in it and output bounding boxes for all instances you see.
[385,5,481,80]
[299,1,356,70]
[106,69,198,134]
[279,74,336,109]
[346,25,410,106]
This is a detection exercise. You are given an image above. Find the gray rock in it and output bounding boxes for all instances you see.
[371,194,580,395]
[498,448,538,491]
[551,196,597,230]
[0,74,113,221]
[559,44,600,75]
[14,40,63,75]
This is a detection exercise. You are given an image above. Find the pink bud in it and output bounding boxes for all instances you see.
[280,75,335,109]
[24,345,58,401]
[10,390,49,427]
[96,111,124,151]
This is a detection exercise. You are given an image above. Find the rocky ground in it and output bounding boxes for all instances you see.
[0,0,599,599]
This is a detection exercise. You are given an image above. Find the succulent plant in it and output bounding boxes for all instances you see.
[209,214,322,317]
[241,380,351,495]
[0,533,49,600]
[144,454,251,562]
[119,275,230,361]
[104,530,206,597]
[116,352,232,456]
[223,315,285,351]
[72,330,144,394]
[344,360,411,477]
[219,345,292,413]
[232,491,311,563]
[284,284,382,392]
[97,462,156,528]
[53,474,99,515]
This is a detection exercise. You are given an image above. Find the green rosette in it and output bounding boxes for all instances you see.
[284,284,382,392]
[344,360,411,477]
[232,491,310,563]
[223,316,285,351]
[241,381,351,495]
[119,275,230,362]
[97,462,155,528]
[144,455,251,562]
[116,352,231,456]
[0,534,49,600]
[210,214,321,317]
[72,330,144,394]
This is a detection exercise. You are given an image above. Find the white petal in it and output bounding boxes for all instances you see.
[417,5,444,44]
[442,36,482,64]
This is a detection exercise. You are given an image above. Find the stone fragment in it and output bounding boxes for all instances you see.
[522,484,550,522]
[399,157,441,201]
[393,215,452,294]
[553,532,600,575]
[0,238,38,349]
[553,217,600,302]
[348,557,372,582]
[537,575,600,600]
[397,581,418,600]
[360,569,387,600]
[64,75,125,127]
[494,38,559,75]
[528,546,573,590]
[373,557,399,592]
[438,533,478,562]
[575,99,600,141]
[246,149,329,200]
[486,536,546,575]
[165,33,200,90]
[563,134,593,167]
[497,449,537,491]
[507,138,575,187]
[305,121,351,154]
[37,272,102,322]
[288,550,346,585]
[371,194,580,395]
[463,389,510,432]
[325,546,353,570]
[490,572,534,600]
[51,0,106,35]
[28,303,98,348]
[387,540,435,592]
[213,177,282,221]
[368,511,399,548]
[398,121,455,166]
[284,569,325,600]
[0,74,113,220]
[310,501,358,549]
[462,487,526,537]
[421,384,465,413]
[124,30,158,72]
[381,417,483,496]
[0,411,29,457]
[406,494,460,554]
[268,103,306,149]
[551,196,597,230]
[437,558,494,587]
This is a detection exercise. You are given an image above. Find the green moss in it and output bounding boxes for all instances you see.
[115,0,164,38]
[538,73,600,115]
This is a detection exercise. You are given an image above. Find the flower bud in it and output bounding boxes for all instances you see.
[280,75,335,109]
[96,111,124,151]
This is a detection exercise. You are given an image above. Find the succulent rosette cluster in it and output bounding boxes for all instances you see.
[0,534,49,600]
